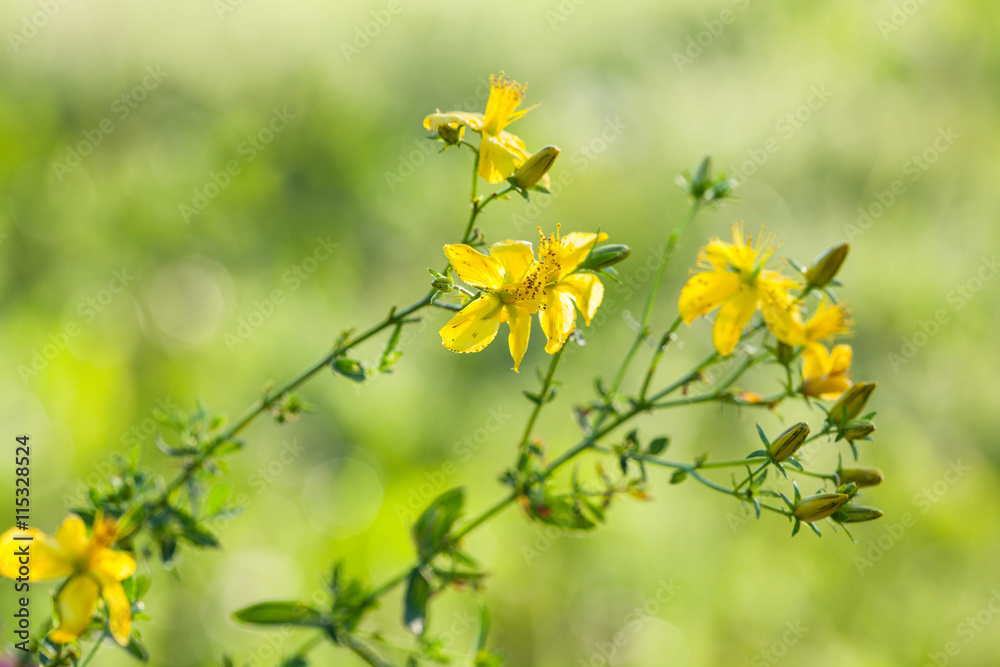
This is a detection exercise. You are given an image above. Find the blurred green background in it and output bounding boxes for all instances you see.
[2,0,999,665]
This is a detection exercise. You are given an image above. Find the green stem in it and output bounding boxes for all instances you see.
[146,294,434,516]
[518,346,566,448]
[602,201,703,405]
[79,629,108,667]
[343,634,393,667]
[639,315,684,401]
[735,462,770,491]
[640,200,701,330]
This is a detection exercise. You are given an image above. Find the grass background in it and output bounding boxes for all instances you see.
[1,0,999,665]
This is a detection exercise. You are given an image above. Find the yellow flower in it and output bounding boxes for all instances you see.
[802,299,851,347]
[798,299,853,399]
[801,343,853,399]
[679,222,805,356]
[536,228,607,354]
[0,515,135,646]
[424,73,537,184]
[439,241,546,372]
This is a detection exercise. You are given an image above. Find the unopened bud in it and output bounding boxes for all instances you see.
[767,422,810,462]
[841,419,876,441]
[793,493,849,522]
[510,145,560,190]
[805,243,849,288]
[429,269,453,292]
[775,341,795,365]
[436,122,464,145]
[832,505,883,523]
[827,381,876,424]
[837,467,884,487]
[580,244,632,271]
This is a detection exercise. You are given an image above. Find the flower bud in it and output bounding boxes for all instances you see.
[832,505,884,523]
[774,341,795,365]
[805,243,850,288]
[841,419,876,441]
[428,269,453,293]
[827,381,876,424]
[510,145,560,190]
[435,121,464,145]
[837,466,884,487]
[767,422,810,462]
[793,493,849,522]
[580,244,632,271]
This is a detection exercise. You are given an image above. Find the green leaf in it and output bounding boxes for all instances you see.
[474,605,490,652]
[204,483,230,516]
[154,433,198,457]
[403,568,432,635]
[119,634,150,663]
[534,496,596,530]
[233,601,326,627]
[670,470,688,485]
[332,357,368,383]
[647,437,669,456]
[412,487,465,560]
[173,509,220,548]
[379,323,405,371]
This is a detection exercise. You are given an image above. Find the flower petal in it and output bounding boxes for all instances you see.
[56,515,88,555]
[538,287,577,354]
[439,295,503,353]
[50,575,101,644]
[678,271,741,323]
[712,285,758,356]
[506,304,533,372]
[559,273,604,325]
[423,111,484,132]
[759,282,806,346]
[101,580,133,646]
[0,526,73,581]
[557,232,608,278]
[93,550,136,582]
[829,343,853,373]
[804,300,851,342]
[444,244,503,290]
[489,240,535,283]
[479,134,527,184]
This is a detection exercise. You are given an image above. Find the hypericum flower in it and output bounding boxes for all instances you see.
[536,227,607,354]
[679,223,806,356]
[801,343,853,399]
[0,514,135,646]
[424,72,537,184]
[802,299,852,350]
[439,241,547,372]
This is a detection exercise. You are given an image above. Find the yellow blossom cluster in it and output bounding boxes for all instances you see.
[678,222,857,399]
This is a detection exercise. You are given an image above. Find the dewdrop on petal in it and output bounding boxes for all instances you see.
[827,381,877,424]
[805,243,850,288]
[767,422,810,462]
[793,493,850,522]
[837,466,884,488]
